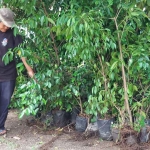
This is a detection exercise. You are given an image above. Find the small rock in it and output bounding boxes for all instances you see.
[86,122,98,132]
[13,136,21,140]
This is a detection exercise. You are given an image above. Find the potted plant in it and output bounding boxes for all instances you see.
[87,81,117,140]
[111,123,122,143]
[69,65,92,132]
[86,50,118,140]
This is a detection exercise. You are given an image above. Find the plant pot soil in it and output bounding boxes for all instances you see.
[97,118,114,141]
[75,115,88,132]
[145,119,150,126]
[126,135,137,146]
[111,127,120,143]
[120,125,138,147]
[139,127,150,143]
[52,110,71,128]
[71,107,80,124]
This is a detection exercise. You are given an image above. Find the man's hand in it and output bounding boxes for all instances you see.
[21,57,35,78]
[27,68,34,78]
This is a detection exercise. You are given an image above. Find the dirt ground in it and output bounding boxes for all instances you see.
[0,109,149,150]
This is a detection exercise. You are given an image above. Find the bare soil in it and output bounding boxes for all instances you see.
[0,109,149,150]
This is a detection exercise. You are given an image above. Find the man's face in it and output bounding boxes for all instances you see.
[0,22,10,32]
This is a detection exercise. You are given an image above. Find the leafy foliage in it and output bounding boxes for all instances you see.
[1,0,149,129]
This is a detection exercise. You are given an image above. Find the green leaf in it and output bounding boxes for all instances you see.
[47,17,55,25]
[110,61,118,70]
[147,0,150,6]
[2,53,9,65]
[130,12,139,16]
[41,16,45,26]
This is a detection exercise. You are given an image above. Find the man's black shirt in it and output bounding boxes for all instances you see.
[0,29,23,81]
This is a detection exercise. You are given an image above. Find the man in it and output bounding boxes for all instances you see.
[0,8,34,135]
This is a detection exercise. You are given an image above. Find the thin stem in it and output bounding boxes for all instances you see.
[97,53,107,92]
[114,16,133,125]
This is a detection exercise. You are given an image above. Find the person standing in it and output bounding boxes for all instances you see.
[0,8,34,135]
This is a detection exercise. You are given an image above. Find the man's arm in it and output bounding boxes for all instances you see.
[21,57,34,78]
